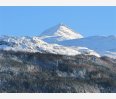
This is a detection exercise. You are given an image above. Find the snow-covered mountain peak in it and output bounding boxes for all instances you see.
[39,24,83,42]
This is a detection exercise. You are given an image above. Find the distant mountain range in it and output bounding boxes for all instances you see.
[39,24,116,58]
[0,24,116,93]
[0,23,116,58]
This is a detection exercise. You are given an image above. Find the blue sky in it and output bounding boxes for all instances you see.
[0,6,116,37]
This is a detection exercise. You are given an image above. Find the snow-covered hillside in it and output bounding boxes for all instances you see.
[57,35,116,58]
[0,36,100,57]
[1,24,115,58]
[38,24,116,58]
[39,23,83,42]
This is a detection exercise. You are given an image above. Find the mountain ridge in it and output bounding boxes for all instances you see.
[0,24,116,58]
[0,35,100,57]
[38,24,116,58]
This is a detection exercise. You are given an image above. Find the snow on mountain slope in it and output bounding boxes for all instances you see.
[38,23,116,58]
[71,46,100,57]
[57,35,116,58]
[58,36,116,50]
[39,23,83,42]
[0,36,100,57]
[105,51,116,59]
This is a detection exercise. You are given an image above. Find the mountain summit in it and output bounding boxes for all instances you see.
[39,23,83,42]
